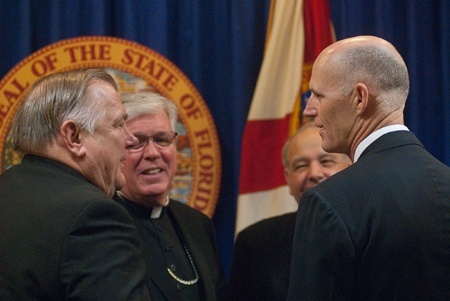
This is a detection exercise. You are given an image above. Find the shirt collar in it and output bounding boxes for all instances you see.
[353,124,409,162]
[150,197,170,219]
[116,191,170,219]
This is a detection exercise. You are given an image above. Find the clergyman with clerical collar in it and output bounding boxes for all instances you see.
[113,91,226,301]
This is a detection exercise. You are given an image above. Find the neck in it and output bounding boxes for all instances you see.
[349,110,404,161]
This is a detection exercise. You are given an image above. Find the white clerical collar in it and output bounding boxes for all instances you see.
[151,197,170,219]
[353,124,409,162]
[116,191,169,219]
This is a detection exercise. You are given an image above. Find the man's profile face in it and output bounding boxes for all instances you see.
[305,53,356,155]
[80,81,133,197]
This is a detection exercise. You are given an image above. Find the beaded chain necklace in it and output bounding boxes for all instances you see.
[167,242,199,285]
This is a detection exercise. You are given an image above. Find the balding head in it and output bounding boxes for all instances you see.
[317,36,409,111]
[304,36,410,159]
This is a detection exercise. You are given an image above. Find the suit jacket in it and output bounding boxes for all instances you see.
[287,131,450,300]
[114,195,226,301]
[0,155,150,300]
[229,212,296,301]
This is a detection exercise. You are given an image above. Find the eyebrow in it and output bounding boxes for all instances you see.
[132,132,148,137]
[291,157,310,165]
[318,154,340,161]
[291,154,337,164]
[112,113,128,127]
[309,88,320,96]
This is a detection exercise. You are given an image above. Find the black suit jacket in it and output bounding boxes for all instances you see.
[0,155,150,300]
[287,131,450,300]
[114,195,226,301]
[229,212,296,301]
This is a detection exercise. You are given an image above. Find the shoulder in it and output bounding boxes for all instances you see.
[245,212,296,233]
[79,195,133,219]
[236,212,296,244]
[56,195,136,245]
[169,199,209,220]
[168,199,213,234]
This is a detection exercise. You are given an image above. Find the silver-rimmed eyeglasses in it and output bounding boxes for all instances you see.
[127,131,178,152]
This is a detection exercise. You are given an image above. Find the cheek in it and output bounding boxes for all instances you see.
[323,104,338,123]
[162,148,177,170]
[121,155,141,175]
[291,172,307,188]
[323,168,339,178]
[169,158,178,176]
[106,133,124,156]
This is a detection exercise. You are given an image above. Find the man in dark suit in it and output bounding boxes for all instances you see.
[114,92,226,301]
[0,69,151,300]
[287,36,450,300]
[229,123,350,301]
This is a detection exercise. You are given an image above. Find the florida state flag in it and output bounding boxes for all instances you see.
[236,0,335,233]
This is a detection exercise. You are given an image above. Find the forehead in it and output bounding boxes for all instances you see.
[126,111,171,132]
[87,80,118,99]
[310,68,346,102]
[311,55,337,82]
[88,81,121,105]
[288,128,324,158]
[88,81,124,119]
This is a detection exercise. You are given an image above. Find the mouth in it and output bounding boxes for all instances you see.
[142,168,163,175]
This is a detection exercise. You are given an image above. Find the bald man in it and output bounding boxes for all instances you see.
[229,123,350,301]
[287,36,450,300]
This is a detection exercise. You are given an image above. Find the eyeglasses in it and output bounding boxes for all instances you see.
[127,131,178,152]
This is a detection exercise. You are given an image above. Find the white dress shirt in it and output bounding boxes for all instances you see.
[353,125,409,162]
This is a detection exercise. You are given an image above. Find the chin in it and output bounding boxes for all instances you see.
[321,141,334,153]
[114,174,127,191]
[142,185,168,197]
[139,190,169,207]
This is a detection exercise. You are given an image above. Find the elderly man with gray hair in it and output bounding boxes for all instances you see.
[0,69,151,301]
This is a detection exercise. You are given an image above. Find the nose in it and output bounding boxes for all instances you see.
[123,124,138,148]
[308,161,325,184]
[303,95,318,117]
[142,137,161,159]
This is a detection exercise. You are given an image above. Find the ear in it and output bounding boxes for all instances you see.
[60,120,87,157]
[353,82,369,116]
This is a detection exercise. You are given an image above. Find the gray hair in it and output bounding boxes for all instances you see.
[338,44,410,110]
[120,92,178,131]
[12,69,118,153]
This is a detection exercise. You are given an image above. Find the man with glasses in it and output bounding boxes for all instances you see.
[114,92,226,301]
